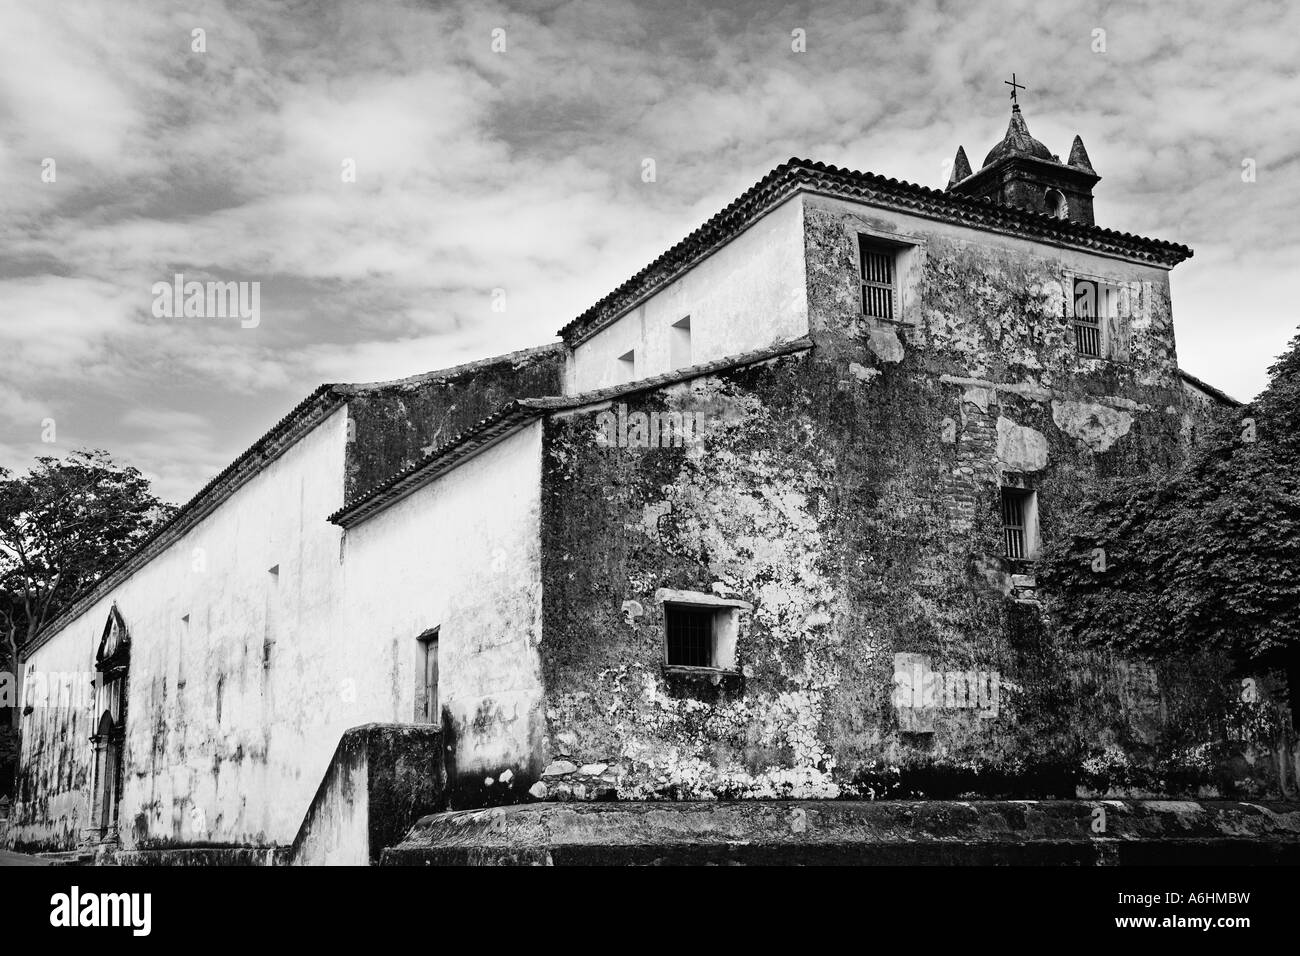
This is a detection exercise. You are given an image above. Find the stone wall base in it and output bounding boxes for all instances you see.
[109,846,288,866]
[381,799,1300,866]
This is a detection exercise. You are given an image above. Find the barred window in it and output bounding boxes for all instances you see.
[1074,315,1101,357]
[664,604,715,667]
[1001,488,1037,560]
[859,237,897,321]
[1073,278,1119,358]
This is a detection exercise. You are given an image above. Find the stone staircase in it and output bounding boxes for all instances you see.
[287,723,445,865]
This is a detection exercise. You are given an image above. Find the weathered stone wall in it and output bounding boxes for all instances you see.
[382,799,1300,866]
[0,729,15,799]
[345,344,564,500]
[2,638,19,811]
[533,194,1277,803]
[1180,374,1239,450]
[539,359,858,801]
[1,672,16,803]
[956,163,1098,227]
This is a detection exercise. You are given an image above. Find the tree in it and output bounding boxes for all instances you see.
[1039,330,1300,716]
[0,449,175,734]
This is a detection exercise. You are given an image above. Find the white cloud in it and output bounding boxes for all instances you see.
[0,0,1295,503]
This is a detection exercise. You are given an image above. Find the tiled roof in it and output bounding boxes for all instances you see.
[328,336,815,528]
[1178,369,1242,407]
[558,157,1194,345]
[347,342,564,391]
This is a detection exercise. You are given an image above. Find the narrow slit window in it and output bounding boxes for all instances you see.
[616,349,636,384]
[859,237,897,321]
[415,628,439,725]
[670,316,691,369]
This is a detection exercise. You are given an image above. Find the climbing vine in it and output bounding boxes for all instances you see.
[1040,330,1300,703]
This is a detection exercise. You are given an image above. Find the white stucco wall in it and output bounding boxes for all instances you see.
[13,406,355,850]
[288,753,369,866]
[343,422,545,802]
[12,411,545,850]
[9,602,101,850]
[567,195,808,392]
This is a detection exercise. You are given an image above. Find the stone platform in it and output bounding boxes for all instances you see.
[380,799,1300,866]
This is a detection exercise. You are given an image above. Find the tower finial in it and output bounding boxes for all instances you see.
[948,146,972,188]
[1004,72,1026,109]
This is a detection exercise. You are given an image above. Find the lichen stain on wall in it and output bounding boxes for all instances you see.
[437,546,546,810]
[345,347,564,499]
[11,698,91,850]
[532,199,1278,804]
[803,199,1277,797]
[540,363,887,800]
[1050,400,1134,453]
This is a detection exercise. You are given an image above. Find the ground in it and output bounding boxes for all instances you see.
[0,848,49,866]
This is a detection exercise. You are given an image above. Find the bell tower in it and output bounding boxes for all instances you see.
[946,76,1101,226]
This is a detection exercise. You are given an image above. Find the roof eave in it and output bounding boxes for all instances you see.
[1178,368,1243,407]
[558,159,1192,345]
[24,384,351,655]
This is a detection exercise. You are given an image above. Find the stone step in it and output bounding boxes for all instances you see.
[381,799,1300,866]
[36,849,97,866]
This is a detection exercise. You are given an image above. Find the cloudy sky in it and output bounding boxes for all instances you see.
[1,0,1296,504]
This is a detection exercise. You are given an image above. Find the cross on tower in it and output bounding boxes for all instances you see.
[1004,73,1026,106]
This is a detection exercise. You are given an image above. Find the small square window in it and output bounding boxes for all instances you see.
[665,604,715,667]
[657,592,749,673]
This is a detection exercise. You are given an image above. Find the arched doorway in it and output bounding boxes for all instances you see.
[91,710,119,832]
[89,605,129,844]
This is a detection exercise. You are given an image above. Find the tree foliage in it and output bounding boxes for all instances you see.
[1040,331,1300,674]
[0,449,175,670]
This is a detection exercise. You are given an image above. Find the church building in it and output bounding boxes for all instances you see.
[11,97,1280,864]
